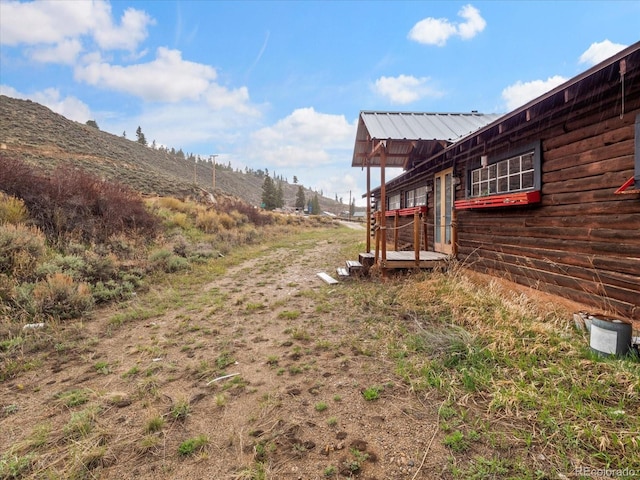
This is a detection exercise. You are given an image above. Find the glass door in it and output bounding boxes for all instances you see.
[434,168,453,254]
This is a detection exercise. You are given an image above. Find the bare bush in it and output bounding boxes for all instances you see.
[32,273,94,319]
[0,156,159,244]
[0,223,46,281]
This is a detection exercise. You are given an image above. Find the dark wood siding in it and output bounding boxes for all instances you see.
[457,104,640,320]
[372,46,640,320]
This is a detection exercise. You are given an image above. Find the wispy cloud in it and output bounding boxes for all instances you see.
[408,4,486,47]
[246,30,270,77]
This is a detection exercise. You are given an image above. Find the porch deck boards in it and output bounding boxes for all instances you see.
[361,250,450,269]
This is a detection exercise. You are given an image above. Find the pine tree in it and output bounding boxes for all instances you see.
[295,186,305,210]
[276,182,284,208]
[261,176,277,210]
[311,194,320,215]
[136,126,147,146]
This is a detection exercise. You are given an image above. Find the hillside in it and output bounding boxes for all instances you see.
[0,95,349,212]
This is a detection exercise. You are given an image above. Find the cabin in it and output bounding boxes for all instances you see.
[352,42,640,321]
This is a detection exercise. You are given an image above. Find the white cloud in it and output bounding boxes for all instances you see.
[373,75,441,104]
[0,85,92,123]
[92,5,155,51]
[29,39,83,64]
[250,108,355,163]
[0,0,153,64]
[579,40,627,66]
[205,84,260,116]
[74,47,216,102]
[408,4,485,46]
[0,1,92,46]
[456,4,487,40]
[501,75,567,111]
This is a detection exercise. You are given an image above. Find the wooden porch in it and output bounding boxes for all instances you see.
[359,250,450,270]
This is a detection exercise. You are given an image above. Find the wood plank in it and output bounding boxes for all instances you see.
[316,272,339,285]
[459,231,640,257]
[461,248,640,292]
[469,256,640,317]
[542,155,632,184]
[471,264,638,320]
[459,224,640,244]
[458,242,640,278]
[542,170,633,195]
[336,267,349,278]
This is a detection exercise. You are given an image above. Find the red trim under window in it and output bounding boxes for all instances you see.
[455,190,541,210]
[614,176,640,194]
[385,206,428,217]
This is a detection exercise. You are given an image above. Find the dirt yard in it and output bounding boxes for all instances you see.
[1,226,455,480]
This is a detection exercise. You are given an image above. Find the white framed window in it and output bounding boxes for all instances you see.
[388,193,401,210]
[415,186,427,206]
[469,142,540,198]
[405,190,415,208]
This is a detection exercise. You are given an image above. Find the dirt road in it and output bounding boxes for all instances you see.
[1,226,450,480]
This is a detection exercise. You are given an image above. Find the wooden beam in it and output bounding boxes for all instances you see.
[366,160,371,252]
[367,140,385,160]
[380,146,387,266]
[414,211,420,266]
[394,212,399,251]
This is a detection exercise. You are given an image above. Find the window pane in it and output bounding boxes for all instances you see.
[472,183,479,196]
[489,178,497,194]
[488,164,497,180]
[498,177,508,193]
[522,171,534,189]
[497,160,508,177]
[509,175,520,191]
[481,168,488,181]
[472,170,480,183]
[509,157,520,172]
[522,153,534,170]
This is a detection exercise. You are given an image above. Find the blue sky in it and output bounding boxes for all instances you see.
[1,1,638,205]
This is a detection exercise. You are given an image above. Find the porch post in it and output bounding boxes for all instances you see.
[366,160,371,253]
[422,212,428,251]
[380,145,387,266]
[414,211,420,265]
[451,207,458,257]
[394,212,399,251]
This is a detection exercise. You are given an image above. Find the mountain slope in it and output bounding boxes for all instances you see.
[0,95,348,212]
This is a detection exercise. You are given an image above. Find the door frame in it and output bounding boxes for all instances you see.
[434,168,454,254]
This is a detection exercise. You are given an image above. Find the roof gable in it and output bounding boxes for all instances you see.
[352,111,502,169]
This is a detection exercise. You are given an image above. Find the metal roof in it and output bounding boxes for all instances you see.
[351,111,502,168]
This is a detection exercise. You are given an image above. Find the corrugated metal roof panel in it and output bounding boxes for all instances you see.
[360,111,502,141]
[352,111,502,168]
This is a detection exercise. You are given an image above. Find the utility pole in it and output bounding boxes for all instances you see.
[210,154,218,190]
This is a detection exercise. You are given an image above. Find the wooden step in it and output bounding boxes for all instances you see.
[346,260,363,275]
[358,253,375,267]
[336,267,349,278]
[317,272,339,285]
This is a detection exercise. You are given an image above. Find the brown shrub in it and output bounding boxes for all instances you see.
[0,156,159,244]
[32,273,94,319]
[0,223,46,281]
